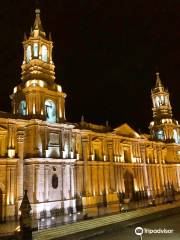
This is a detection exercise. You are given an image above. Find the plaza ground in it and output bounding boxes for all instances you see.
[87,210,180,240]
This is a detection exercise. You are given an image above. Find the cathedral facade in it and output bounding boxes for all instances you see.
[0,9,180,221]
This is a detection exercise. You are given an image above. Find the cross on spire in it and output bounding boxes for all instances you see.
[31,8,46,38]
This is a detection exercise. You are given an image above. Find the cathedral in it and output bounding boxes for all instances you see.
[0,9,180,221]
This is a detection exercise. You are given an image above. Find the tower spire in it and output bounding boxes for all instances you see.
[155,72,163,88]
[149,72,180,143]
[31,8,46,38]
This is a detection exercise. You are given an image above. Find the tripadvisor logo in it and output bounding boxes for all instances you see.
[135,227,143,236]
[135,226,174,236]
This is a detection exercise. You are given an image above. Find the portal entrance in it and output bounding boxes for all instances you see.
[124,171,134,200]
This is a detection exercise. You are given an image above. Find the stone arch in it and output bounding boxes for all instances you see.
[123,170,134,200]
[44,99,56,123]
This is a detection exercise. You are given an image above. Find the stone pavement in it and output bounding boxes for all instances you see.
[0,199,178,238]
[0,204,119,236]
[0,221,19,237]
[32,201,180,240]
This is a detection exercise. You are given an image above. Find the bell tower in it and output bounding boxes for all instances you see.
[149,72,180,143]
[10,9,66,123]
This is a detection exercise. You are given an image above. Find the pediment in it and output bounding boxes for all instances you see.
[0,125,7,132]
[114,123,140,138]
[91,137,101,142]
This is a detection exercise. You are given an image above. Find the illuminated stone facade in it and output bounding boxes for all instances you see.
[0,9,180,221]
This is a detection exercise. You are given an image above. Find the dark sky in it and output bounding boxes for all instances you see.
[0,0,180,132]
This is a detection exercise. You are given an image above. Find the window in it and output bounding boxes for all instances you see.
[165,96,169,105]
[42,45,48,62]
[19,100,26,116]
[155,96,165,107]
[155,96,160,107]
[124,149,130,163]
[45,99,56,123]
[160,95,164,105]
[26,45,31,62]
[34,43,38,57]
[94,149,100,160]
[173,129,179,144]
[52,174,58,189]
[157,130,164,140]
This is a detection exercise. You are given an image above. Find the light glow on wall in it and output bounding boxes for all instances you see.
[134,178,139,191]
[26,80,44,88]
[13,87,17,94]
[57,85,62,92]
[132,157,136,163]
[8,149,15,158]
[62,150,66,159]
[162,119,172,124]
[33,103,35,114]
[11,195,14,204]
[150,121,154,126]
[7,195,9,205]
[91,154,95,160]
[70,151,74,159]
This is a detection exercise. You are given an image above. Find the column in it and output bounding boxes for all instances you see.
[11,168,15,204]
[159,163,165,189]
[140,166,145,190]
[44,165,49,201]
[143,162,150,194]
[110,163,115,191]
[152,165,157,194]
[141,146,150,193]
[2,193,6,221]
[70,165,75,198]
[60,164,63,200]
[35,166,40,202]
[155,165,160,193]
[82,138,89,195]
[7,168,10,205]
[62,164,67,200]
[16,131,25,203]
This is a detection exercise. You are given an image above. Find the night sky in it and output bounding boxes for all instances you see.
[0,0,180,132]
